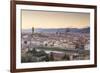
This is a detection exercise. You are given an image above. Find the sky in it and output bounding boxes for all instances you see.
[21,10,90,29]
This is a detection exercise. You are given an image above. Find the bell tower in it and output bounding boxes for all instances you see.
[32,27,34,35]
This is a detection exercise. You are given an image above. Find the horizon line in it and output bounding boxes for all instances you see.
[22,26,90,30]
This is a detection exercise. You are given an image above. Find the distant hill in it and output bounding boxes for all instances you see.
[22,27,90,33]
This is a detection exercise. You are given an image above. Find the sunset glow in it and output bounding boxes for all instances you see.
[22,10,90,29]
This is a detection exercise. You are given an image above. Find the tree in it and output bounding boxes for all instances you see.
[21,53,33,62]
[49,52,54,61]
[62,53,70,60]
[31,48,37,54]
[45,55,49,61]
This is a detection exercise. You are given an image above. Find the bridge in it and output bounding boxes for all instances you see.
[33,46,90,60]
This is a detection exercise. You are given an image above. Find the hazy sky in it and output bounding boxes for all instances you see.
[22,10,90,29]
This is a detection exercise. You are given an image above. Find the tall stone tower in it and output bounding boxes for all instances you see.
[32,27,34,35]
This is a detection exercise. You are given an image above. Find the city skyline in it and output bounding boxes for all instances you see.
[22,10,90,29]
